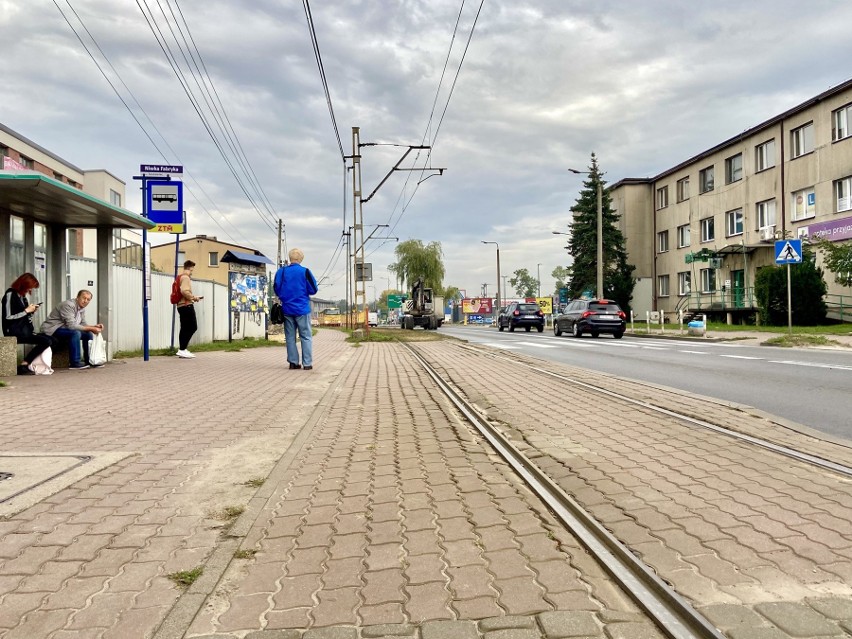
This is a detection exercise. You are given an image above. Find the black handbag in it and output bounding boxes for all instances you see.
[270,302,285,325]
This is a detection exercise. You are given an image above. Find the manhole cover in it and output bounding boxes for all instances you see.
[0,452,134,517]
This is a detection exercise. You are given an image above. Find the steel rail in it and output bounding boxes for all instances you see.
[454,342,852,479]
[404,343,725,639]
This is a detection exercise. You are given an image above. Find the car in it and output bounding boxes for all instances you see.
[553,298,626,338]
[498,302,545,332]
[494,306,507,328]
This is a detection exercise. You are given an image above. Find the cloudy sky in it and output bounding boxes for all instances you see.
[4,0,851,301]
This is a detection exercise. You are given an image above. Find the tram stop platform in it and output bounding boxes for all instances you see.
[1,330,851,639]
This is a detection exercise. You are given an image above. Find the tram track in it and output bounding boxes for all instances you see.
[403,342,726,639]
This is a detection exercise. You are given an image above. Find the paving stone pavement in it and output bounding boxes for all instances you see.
[2,331,851,638]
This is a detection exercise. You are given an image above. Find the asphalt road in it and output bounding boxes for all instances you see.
[440,325,852,441]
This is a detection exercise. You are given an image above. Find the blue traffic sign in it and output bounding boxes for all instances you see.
[145,180,184,233]
[775,239,803,264]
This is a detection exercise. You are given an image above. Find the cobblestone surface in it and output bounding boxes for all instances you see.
[3,331,851,638]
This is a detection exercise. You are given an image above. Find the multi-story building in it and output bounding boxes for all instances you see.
[611,78,852,323]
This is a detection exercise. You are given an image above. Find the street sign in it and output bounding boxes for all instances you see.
[140,164,183,174]
[145,180,184,233]
[355,262,373,282]
[388,294,403,309]
[775,239,803,265]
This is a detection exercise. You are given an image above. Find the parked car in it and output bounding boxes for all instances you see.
[553,299,626,338]
[498,302,545,332]
[494,306,507,328]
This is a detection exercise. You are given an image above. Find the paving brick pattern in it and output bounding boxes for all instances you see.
[187,343,658,638]
[416,340,852,638]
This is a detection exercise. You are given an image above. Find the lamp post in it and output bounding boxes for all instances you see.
[536,263,541,297]
[481,241,501,312]
[568,168,603,299]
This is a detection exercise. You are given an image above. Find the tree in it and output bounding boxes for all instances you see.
[388,239,445,293]
[551,266,572,296]
[566,154,635,311]
[508,269,538,297]
[754,247,827,325]
[815,239,852,288]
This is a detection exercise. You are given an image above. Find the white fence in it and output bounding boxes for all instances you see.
[69,258,266,355]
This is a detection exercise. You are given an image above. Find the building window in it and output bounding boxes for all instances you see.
[700,216,715,243]
[678,272,691,296]
[791,187,816,221]
[836,176,852,213]
[209,251,219,267]
[658,230,669,253]
[109,189,121,207]
[19,156,33,169]
[656,185,669,210]
[700,268,716,293]
[725,208,743,237]
[658,274,670,297]
[0,145,7,157]
[833,104,851,142]
[725,153,743,184]
[756,199,777,229]
[53,172,63,181]
[677,224,690,248]
[755,139,776,172]
[790,122,814,158]
[699,166,714,193]
[177,251,186,268]
[676,176,690,202]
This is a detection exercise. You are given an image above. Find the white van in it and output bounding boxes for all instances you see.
[368,311,379,327]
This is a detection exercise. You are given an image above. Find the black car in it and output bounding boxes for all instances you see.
[554,299,626,338]
[498,302,545,332]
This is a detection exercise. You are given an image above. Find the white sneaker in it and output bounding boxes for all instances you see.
[176,349,195,359]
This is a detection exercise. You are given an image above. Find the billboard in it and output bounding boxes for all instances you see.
[462,298,493,314]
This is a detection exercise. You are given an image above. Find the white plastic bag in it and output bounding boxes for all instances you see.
[28,347,54,375]
[89,333,107,366]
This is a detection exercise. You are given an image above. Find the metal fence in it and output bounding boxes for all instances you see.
[69,258,266,355]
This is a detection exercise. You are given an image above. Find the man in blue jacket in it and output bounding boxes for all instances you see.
[273,248,319,370]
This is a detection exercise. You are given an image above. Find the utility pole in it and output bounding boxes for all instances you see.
[351,128,366,332]
[277,219,283,266]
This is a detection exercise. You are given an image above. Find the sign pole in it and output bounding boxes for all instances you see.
[787,263,792,335]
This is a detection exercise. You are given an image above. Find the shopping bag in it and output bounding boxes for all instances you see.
[28,347,54,375]
[270,302,285,325]
[89,333,107,366]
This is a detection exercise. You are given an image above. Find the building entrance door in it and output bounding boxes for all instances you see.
[732,270,745,308]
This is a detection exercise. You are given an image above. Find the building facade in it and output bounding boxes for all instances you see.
[149,235,271,284]
[610,79,852,323]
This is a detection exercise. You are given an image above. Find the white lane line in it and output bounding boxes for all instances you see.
[769,360,852,371]
[482,343,521,350]
[719,354,764,360]
[679,350,709,355]
[516,341,559,349]
[640,346,668,351]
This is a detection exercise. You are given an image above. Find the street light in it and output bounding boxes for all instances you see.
[568,168,603,300]
[481,241,501,311]
[537,263,541,297]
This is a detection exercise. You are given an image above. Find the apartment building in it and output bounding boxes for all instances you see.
[149,235,272,285]
[610,78,852,323]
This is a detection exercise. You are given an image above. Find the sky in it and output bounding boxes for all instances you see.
[3,0,852,302]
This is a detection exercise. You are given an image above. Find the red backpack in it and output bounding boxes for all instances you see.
[170,275,183,304]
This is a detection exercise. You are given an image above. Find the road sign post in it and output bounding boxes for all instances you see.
[775,239,803,335]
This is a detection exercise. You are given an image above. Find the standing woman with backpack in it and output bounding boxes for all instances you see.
[2,272,54,375]
[172,260,202,359]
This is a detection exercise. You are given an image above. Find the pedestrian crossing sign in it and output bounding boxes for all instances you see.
[775,239,803,264]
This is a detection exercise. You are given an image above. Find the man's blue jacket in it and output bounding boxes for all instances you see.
[273,263,318,316]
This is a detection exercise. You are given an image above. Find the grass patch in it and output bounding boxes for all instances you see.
[762,334,838,348]
[704,321,852,335]
[243,477,265,488]
[0,381,6,388]
[167,566,203,588]
[209,505,245,521]
[114,337,285,359]
[233,549,258,559]
[343,327,449,344]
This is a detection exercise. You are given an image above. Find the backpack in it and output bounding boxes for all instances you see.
[170,275,183,305]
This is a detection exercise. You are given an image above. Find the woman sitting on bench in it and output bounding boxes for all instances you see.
[2,273,53,375]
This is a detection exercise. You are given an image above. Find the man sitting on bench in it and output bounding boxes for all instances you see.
[41,290,104,370]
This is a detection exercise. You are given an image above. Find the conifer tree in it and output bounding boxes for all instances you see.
[566,154,635,311]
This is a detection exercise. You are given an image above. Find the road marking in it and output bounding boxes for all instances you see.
[719,354,764,360]
[769,360,852,371]
[679,350,709,355]
[516,341,558,349]
[482,343,520,350]
[640,346,668,350]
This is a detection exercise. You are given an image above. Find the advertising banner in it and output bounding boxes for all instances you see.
[462,298,493,314]
[535,297,553,314]
[800,215,852,243]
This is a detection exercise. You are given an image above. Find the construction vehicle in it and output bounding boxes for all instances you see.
[400,279,443,330]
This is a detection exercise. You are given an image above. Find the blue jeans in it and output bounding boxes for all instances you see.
[283,314,312,367]
[52,328,92,366]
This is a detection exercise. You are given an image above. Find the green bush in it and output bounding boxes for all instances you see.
[754,249,827,326]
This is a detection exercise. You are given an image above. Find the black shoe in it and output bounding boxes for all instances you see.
[289,362,302,369]
[70,363,90,370]
[17,365,34,376]
[303,365,313,371]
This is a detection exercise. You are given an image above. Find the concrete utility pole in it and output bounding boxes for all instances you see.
[277,219,283,266]
[351,128,366,332]
[481,241,501,311]
[537,263,541,297]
